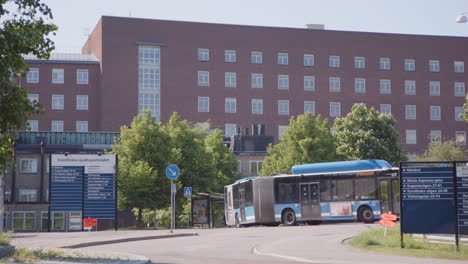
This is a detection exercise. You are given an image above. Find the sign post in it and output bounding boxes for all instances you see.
[166,164,180,233]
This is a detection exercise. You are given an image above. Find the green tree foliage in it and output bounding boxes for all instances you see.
[260,113,338,176]
[113,111,239,225]
[0,0,57,172]
[333,104,405,165]
[417,140,466,161]
[464,95,468,122]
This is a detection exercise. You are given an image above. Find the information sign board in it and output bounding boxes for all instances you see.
[457,166,468,235]
[401,167,455,234]
[50,166,84,211]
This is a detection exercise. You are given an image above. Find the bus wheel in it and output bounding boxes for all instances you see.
[358,206,374,223]
[282,209,296,226]
[235,214,241,228]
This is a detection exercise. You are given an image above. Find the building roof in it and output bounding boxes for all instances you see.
[23,53,100,64]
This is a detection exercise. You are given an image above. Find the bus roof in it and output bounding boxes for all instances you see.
[234,177,256,183]
[291,159,392,175]
[275,167,397,179]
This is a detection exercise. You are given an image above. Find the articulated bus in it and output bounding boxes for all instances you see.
[224,160,400,226]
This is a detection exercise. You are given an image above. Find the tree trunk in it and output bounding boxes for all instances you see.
[136,208,143,228]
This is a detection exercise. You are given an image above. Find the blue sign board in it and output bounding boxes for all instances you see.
[184,187,192,197]
[457,166,468,235]
[166,164,180,179]
[401,167,455,234]
[84,173,116,219]
[50,166,84,211]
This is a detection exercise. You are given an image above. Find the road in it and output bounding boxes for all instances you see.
[12,223,467,264]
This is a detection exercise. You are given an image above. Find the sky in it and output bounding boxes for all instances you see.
[30,0,468,52]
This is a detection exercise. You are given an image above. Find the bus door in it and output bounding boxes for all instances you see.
[391,179,400,214]
[224,186,235,226]
[300,183,321,220]
[379,180,390,213]
[238,185,246,222]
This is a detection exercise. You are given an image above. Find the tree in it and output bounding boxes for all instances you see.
[417,140,466,161]
[0,0,57,172]
[464,95,468,122]
[260,113,338,176]
[333,104,405,165]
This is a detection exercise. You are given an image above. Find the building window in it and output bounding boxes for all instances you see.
[52,94,64,110]
[405,105,416,120]
[456,131,466,146]
[429,60,440,72]
[237,160,242,174]
[251,73,263,88]
[330,102,341,117]
[430,130,442,144]
[51,120,64,132]
[76,69,88,84]
[76,95,88,110]
[198,71,209,86]
[354,57,365,69]
[278,100,289,115]
[429,81,440,96]
[304,76,315,91]
[20,159,37,173]
[304,101,315,115]
[278,126,288,141]
[76,121,88,132]
[252,99,263,114]
[224,124,236,137]
[430,106,441,120]
[405,80,416,95]
[406,130,417,144]
[278,53,288,65]
[329,77,341,92]
[404,59,415,72]
[41,212,48,231]
[28,94,39,104]
[379,58,391,70]
[225,72,236,88]
[52,212,65,231]
[454,61,464,73]
[198,97,209,112]
[27,120,38,132]
[251,51,262,64]
[225,98,237,113]
[138,46,161,120]
[278,75,289,90]
[13,212,35,231]
[26,68,39,83]
[354,78,366,93]
[454,82,465,97]
[19,189,37,202]
[52,68,64,84]
[198,48,209,61]
[329,55,340,68]
[250,160,263,176]
[380,104,391,115]
[455,106,464,121]
[197,123,210,130]
[304,54,314,67]
[380,79,391,94]
[225,50,236,63]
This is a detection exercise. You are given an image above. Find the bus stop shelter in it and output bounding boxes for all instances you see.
[192,192,224,228]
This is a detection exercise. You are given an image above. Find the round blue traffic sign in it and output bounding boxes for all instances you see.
[166,164,180,179]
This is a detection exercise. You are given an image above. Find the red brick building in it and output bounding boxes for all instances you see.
[23,16,468,155]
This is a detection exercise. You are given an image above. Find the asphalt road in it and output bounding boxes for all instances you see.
[11,223,468,264]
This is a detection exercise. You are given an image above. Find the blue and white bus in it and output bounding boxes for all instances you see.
[224,160,399,226]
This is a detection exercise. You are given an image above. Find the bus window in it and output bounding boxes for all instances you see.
[355,178,377,200]
[278,183,298,204]
[335,179,354,201]
[379,181,389,213]
[233,184,239,208]
[245,181,253,207]
[320,180,331,201]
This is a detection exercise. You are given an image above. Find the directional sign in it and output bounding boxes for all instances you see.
[166,164,180,179]
[379,219,396,228]
[184,187,192,197]
[380,213,397,222]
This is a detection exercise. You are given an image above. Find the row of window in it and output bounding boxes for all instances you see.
[197,48,466,73]
[405,130,466,146]
[26,68,89,84]
[26,120,88,132]
[5,211,81,231]
[197,97,466,121]
[28,94,89,110]
[196,71,467,96]
[237,160,264,176]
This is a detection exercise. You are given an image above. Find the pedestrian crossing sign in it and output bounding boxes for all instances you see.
[184,187,192,197]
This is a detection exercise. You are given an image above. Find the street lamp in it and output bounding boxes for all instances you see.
[456,13,468,23]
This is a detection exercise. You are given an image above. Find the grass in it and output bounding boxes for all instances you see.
[9,248,65,262]
[349,226,468,260]
[0,232,11,246]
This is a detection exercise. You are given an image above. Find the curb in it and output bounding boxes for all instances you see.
[0,246,15,259]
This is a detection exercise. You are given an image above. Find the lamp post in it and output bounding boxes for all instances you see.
[456,13,468,23]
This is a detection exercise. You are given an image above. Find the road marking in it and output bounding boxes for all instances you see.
[253,246,320,263]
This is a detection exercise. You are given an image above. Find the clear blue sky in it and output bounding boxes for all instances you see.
[39,0,468,52]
